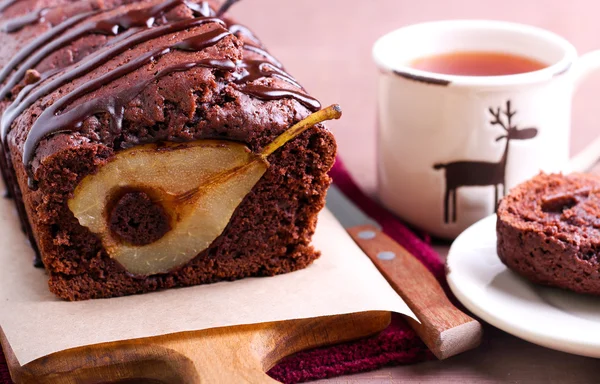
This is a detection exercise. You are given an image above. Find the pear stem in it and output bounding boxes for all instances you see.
[260,104,342,159]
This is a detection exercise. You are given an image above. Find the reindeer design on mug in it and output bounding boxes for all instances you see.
[433,100,538,223]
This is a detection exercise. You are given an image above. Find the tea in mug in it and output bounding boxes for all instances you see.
[410,51,547,76]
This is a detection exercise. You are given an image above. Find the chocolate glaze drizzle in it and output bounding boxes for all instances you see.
[2,17,226,140]
[216,0,240,16]
[0,0,198,100]
[239,84,321,111]
[1,7,47,33]
[235,60,302,89]
[243,44,283,68]
[0,0,321,265]
[0,11,98,99]
[228,23,262,46]
[22,27,233,166]
[0,0,17,14]
[2,1,319,154]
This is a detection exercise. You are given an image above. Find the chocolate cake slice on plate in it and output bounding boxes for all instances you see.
[497,173,600,295]
[0,0,339,300]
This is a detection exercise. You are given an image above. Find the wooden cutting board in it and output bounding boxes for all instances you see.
[1,311,390,384]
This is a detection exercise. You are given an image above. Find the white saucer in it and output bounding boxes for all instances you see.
[447,215,600,358]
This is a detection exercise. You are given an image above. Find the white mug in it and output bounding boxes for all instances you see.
[373,20,600,239]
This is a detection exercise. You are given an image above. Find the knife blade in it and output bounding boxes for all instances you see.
[325,185,380,230]
[326,184,482,360]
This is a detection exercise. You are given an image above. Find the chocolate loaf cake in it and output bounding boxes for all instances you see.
[0,0,338,300]
[497,173,600,295]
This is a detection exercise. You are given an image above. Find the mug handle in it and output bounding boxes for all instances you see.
[569,50,600,172]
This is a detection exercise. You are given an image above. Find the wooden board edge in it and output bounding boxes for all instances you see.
[3,311,392,384]
[1,326,20,383]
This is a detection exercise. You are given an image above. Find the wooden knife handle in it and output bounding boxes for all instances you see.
[347,224,482,360]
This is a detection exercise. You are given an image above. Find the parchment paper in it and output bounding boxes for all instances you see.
[0,193,414,366]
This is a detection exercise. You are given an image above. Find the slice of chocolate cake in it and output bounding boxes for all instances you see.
[497,173,600,295]
[0,0,339,300]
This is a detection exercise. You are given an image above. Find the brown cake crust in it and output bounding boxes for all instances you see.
[0,0,337,300]
[496,173,600,295]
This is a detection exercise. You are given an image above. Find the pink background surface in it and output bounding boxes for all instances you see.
[232,1,600,382]
[233,0,600,194]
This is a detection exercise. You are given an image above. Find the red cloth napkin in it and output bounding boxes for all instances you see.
[0,158,445,383]
[0,351,8,384]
